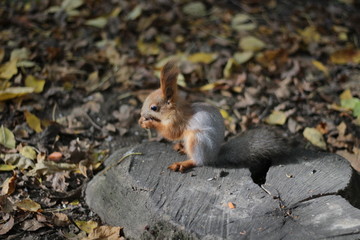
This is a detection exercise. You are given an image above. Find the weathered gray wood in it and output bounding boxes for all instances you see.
[85,142,360,239]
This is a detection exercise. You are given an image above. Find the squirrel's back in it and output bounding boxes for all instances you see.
[186,103,225,165]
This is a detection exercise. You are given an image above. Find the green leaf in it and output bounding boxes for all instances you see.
[233,51,254,64]
[0,164,16,171]
[341,98,360,110]
[353,101,360,117]
[0,125,16,149]
[19,146,37,160]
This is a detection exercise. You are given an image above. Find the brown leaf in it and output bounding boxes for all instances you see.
[53,213,70,227]
[84,226,123,240]
[0,216,14,235]
[20,218,45,231]
[1,173,17,195]
[15,199,42,212]
[0,195,14,213]
[46,171,70,192]
[48,152,63,162]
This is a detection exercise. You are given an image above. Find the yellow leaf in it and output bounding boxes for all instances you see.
[239,36,265,52]
[312,60,329,76]
[15,199,42,212]
[265,110,287,125]
[231,13,257,32]
[25,75,45,93]
[19,146,37,160]
[10,48,30,61]
[199,82,218,91]
[0,125,16,149]
[137,40,160,56]
[298,26,321,43]
[74,220,98,234]
[330,48,360,64]
[303,127,327,150]
[223,58,235,79]
[0,59,18,80]
[24,111,42,133]
[0,164,16,171]
[0,87,34,101]
[340,89,353,100]
[187,52,218,64]
[220,109,232,121]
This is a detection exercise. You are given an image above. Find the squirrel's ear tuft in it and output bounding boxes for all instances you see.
[160,60,179,102]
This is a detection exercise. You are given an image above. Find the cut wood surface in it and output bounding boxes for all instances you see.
[85,142,360,239]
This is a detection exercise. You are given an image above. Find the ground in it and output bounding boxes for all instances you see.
[0,0,359,239]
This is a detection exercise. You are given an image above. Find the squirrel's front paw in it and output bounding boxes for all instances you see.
[168,160,196,173]
[139,116,152,129]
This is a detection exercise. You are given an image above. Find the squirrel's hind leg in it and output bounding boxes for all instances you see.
[173,142,186,155]
[168,159,196,172]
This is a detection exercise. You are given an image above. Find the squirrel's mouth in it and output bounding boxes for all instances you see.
[145,116,160,122]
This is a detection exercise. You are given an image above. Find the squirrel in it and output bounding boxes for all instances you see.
[138,60,288,173]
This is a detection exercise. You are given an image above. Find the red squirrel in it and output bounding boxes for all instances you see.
[139,61,288,172]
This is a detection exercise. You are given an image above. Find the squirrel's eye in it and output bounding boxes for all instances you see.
[150,105,158,111]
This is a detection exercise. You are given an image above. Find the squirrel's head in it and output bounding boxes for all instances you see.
[139,60,179,126]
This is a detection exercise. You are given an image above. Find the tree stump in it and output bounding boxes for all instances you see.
[85,142,360,239]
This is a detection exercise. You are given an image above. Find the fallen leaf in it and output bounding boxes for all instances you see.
[265,111,287,125]
[312,60,329,76]
[228,202,236,209]
[137,40,160,56]
[223,58,235,79]
[0,164,16,171]
[15,199,42,212]
[0,87,34,101]
[83,226,123,240]
[24,111,43,133]
[126,5,142,20]
[303,127,327,150]
[53,213,70,227]
[46,171,69,192]
[74,220,98,234]
[0,216,14,235]
[233,51,254,64]
[48,152,63,161]
[19,146,37,160]
[1,173,17,195]
[0,125,16,149]
[182,2,206,17]
[3,153,35,170]
[85,17,108,28]
[330,48,360,64]
[231,13,257,32]
[340,89,353,100]
[20,219,45,231]
[25,75,46,93]
[239,36,265,52]
[0,59,18,80]
[298,26,321,43]
[187,52,218,64]
[10,48,30,61]
[28,161,77,176]
[0,195,14,213]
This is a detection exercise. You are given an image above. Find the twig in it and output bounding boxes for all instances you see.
[100,152,143,175]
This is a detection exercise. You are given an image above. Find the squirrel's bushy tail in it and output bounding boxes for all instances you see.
[217,128,289,167]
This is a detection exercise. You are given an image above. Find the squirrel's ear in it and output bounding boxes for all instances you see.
[160,60,179,102]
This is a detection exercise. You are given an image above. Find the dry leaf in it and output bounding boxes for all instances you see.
[0,87,34,101]
[0,125,16,149]
[0,216,14,235]
[265,111,287,125]
[187,52,218,64]
[15,199,42,212]
[182,2,206,17]
[231,13,257,32]
[48,152,63,161]
[84,226,123,240]
[239,36,265,52]
[85,17,108,28]
[312,60,329,76]
[20,219,45,231]
[25,75,46,93]
[298,26,321,43]
[330,48,360,64]
[303,127,327,150]
[3,153,35,170]
[53,213,70,227]
[19,146,37,160]
[0,195,14,213]
[24,111,43,133]
[228,202,236,209]
[0,164,16,171]
[1,173,17,195]
[0,59,18,80]
[74,220,98,234]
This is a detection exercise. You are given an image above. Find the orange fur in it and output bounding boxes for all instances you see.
[167,159,196,172]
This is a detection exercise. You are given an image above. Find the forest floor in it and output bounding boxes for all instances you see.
[0,0,359,239]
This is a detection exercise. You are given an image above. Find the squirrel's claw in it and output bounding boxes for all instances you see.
[168,160,196,173]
